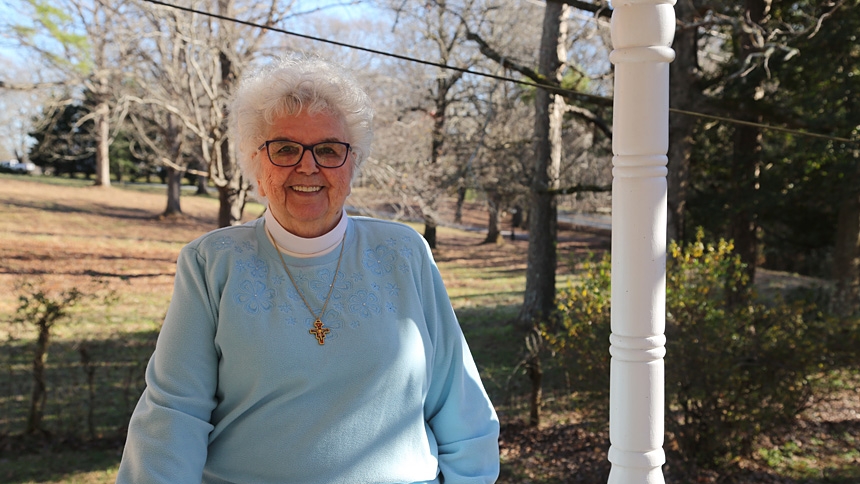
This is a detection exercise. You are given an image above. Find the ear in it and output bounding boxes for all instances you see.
[256,177,267,198]
[253,151,267,198]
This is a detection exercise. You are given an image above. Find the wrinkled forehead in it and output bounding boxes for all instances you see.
[262,109,349,144]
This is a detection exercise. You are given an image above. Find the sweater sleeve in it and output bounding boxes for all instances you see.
[421,247,501,483]
[116,246,220,483]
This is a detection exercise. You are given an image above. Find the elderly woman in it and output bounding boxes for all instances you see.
[116,54,500,483]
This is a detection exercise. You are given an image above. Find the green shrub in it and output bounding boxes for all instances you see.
[544,229,844,473]
[542,254,612,418]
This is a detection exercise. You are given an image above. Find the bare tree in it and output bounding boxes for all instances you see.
[124,2,214,217]
[6,0,136,187]
[0,60,49,162]
[126,0,300,226]
[460,1,615,329]
[462,73,533,244]
[514,1,570,329]
[128,107,194,217]
[374,0,496,248]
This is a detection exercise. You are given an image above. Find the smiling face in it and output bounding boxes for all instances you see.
[256,110,355,238]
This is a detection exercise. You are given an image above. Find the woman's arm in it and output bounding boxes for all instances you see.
[421,251,501,483]
[116,246,220,483]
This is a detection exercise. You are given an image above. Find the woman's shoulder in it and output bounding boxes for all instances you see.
[350,216,424,243]
[184,218,262,254]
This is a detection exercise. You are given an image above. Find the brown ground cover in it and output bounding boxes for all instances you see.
[1,176,857,483]
[0,179,267,334]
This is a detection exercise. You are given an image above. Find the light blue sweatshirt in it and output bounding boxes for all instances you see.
[117,216,500,483]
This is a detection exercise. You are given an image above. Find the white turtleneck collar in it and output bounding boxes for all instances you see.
[264,208,347,258]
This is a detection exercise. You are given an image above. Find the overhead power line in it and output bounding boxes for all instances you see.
[141,0,857,145]
[670,108,856,144]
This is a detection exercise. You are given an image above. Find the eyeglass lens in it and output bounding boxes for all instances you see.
[266,140,349,168]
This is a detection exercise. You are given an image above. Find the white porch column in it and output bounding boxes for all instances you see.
[607,1,675,483]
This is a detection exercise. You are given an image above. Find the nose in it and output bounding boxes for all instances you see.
[294,148,319,174]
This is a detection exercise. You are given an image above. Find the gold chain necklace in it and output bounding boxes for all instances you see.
[270,229,346,345]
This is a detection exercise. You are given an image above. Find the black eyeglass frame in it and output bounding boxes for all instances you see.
[257,139,352,168]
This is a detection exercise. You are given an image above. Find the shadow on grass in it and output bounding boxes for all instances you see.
[1,447,122,484]
[3,199,157,221]
[1,330,157,445]
[3,198,215,227]
[0,325,158,483]
[3,298,857,484]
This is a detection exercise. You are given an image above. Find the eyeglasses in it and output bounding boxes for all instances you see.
[257,139,352,168]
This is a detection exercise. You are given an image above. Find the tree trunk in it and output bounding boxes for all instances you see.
[196,173,210,196]
[421,79,453,249]
[423,214,438,249]
[78,345,97,440]
[163,166,183,217]
[832,153,860,317]
[527,354,542,427]
[729,123,761,285]
[419,57,463,248]
[525,327,543,427]
[213,173,247,227]
[510,205,523,241]
[728,0,770,285]
[210,170,245,224]
[94,97,111,187]
[667,0,699,243]
[484,192,502,244]
[455,185,467,224]
[517,0,567,331]
[26,319,51,435]
[212,29,247,228]
[217,137,249,227]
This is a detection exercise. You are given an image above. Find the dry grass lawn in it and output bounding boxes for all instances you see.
[1,174,857,484]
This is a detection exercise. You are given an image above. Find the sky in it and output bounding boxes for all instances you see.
[0,0,52,65]
[0,0,382,160]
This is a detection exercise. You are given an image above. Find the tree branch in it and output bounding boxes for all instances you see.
[465,29,613,138]
[546,183,611,195]
[0,80,67,91]
[558,0,612,19]
[566,104,612,140]
[465,31,545,85]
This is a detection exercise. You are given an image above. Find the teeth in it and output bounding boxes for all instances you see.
[292,186,322,193]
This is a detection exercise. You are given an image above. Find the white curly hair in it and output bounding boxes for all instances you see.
[230,53,374,202]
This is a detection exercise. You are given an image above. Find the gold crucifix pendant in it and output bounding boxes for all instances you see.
[309,319,331,345]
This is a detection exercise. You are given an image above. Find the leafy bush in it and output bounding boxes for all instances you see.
[542,255,612,417]
[543,229,847,473]
[665,232,837,470]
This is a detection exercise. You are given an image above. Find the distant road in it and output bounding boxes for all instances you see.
[559,212,612,231]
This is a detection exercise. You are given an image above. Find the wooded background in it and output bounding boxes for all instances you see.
[1,0,858,327]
